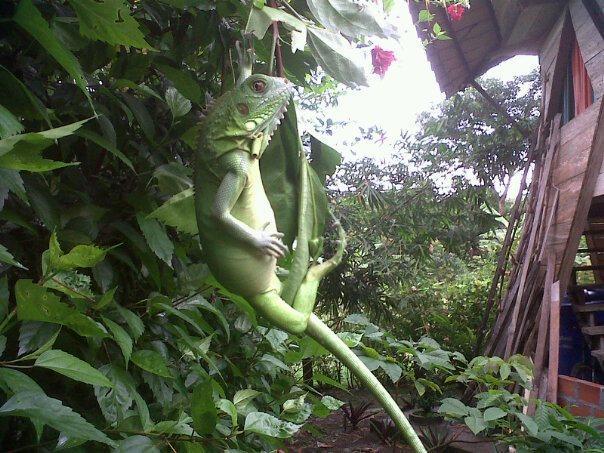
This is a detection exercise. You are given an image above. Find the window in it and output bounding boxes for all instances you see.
[560,31,594,124]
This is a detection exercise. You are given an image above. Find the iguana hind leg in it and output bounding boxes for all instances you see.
[249,223,345,334]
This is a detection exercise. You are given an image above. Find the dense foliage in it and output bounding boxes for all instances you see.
[0,0,478,450]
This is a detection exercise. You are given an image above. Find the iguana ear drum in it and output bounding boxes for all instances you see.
[237,103,249,115]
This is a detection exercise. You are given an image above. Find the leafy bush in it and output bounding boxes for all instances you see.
[439,356,604,452]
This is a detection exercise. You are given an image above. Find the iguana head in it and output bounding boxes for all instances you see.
[201,74,292,159]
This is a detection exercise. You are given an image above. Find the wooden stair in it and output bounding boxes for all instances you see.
[570,233,604,370]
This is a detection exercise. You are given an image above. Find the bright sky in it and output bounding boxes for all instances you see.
[314,4,539,164]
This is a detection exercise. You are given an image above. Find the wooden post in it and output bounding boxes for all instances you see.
[547,281,561,403]
[528,252,555,414]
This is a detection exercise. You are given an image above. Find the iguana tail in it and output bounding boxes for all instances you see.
[305,314,427,453]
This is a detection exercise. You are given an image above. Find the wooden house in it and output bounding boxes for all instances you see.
[410,0,604,416]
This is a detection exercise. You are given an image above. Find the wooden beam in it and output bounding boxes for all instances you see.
[547,281,561,403]
[557,99,604,297]
[528,252,555,415]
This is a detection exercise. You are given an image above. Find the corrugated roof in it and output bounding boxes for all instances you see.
[409,0,566,97]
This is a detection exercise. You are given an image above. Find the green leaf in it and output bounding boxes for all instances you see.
[418,9,434,22]
[309,134,342,183]
[148,188,198,235]
[165,87,191,118]
[34,349,113,387]
[136,214,174,266]
[244,411,301,438]
[17,325,60,360]
[306,0,397,38]
[217,398,238,429]
[102,317,132,364]
[69,0,151,48]
[483,407,506,422]
[307,27,368,87]
[191,380,217,435]
[343,313,371,325]
[76,129,135,171]
[13,0,90,100]
[438,398,469,417]
[0,119,90,158]
[94,287,117,310]
[0,243,26,269]
[0,276,8,322]
[16,280,107,338]
[380,362,402,383]
[117,305,145,340]
[115,435,159,452]
[516,412,539,436]
[0,104,24,139]
[0,141,78,172]
[0,66,51,125]
[245,6,307,53]
[0,368,44,395]
[464,413,486,435]
[131,350,172,378]
[0,391,116,446]
[121,93,155,142]
[157,65,202,104]
[233,389,261,412]
[0,169,27,203]
[55,244,107,270]
[185,295,230,342]
[94,364,135,425]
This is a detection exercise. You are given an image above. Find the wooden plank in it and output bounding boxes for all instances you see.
[539,188,560,261]
[541,11,574,121]
[554,173,587,224]
[505,124,559,358]
[547,281,561,403]
[557,98,604,295]
[570,0,604,99]
[570,0,604,62]
[528,252,555,414]
[585,51,604,99]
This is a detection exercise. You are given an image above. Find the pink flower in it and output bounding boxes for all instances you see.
[371,46,396,77]
[446,3,465,21]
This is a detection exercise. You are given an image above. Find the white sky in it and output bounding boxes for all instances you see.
[311,4,539,166]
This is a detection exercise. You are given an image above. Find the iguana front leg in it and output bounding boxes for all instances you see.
[212,150,287,258]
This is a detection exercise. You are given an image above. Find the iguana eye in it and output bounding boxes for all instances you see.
[251,80,266,93]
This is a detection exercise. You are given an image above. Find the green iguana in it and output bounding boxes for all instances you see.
[194,47,426,453]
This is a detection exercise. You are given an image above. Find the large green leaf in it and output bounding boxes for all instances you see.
[157,65,202,104]
[191,380,217,435]
[0,66,51,125]
[148,188,197,235]
[34,350,113,387]
[69,0,151,49]
[165,87,191,118]
[0,391,116,446]
[245,6,307,52]
[307,27,367,87]
[136,214,174,266]
[244,411,301,438]
[306,0,397,39]
[0,244,26,269]
[94,364,135,425]
[13,0,90,100]
[260,102,301,248]
[0,119,89,158]
[49,232,108,270]
[0,104,24,139]
[102,317,133,364]
[76,129,135,171]
[131,350,172,378]
[0,141,78,172]
[309,134,342,183]
[0,169,27,203]
[15,280,107,338]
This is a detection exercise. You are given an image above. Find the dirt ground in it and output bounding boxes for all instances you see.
[284,388,498,453]
[285,389,415,452]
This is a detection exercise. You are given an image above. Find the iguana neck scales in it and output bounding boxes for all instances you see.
[193,69,426,452]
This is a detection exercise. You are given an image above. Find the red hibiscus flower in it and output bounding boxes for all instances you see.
[371,46,396,77]
[446,3,465,21]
